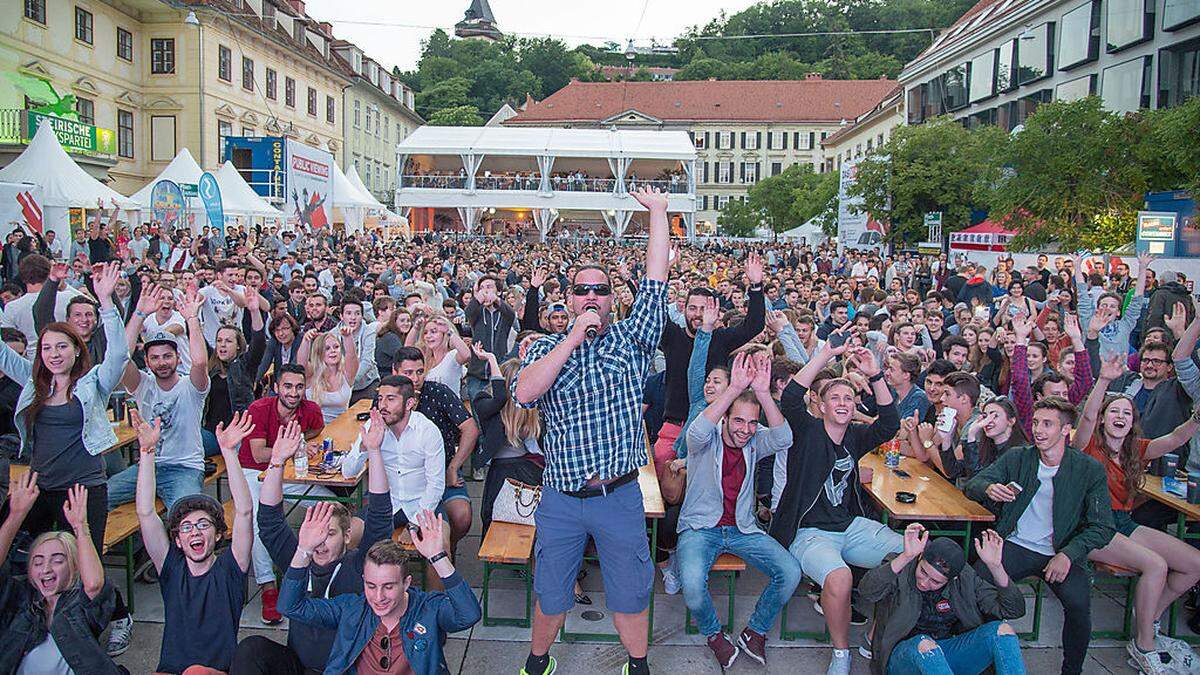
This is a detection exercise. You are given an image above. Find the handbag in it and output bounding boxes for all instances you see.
[492,478,542,526]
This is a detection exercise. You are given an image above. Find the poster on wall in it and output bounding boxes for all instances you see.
[284,139,331,233]
[836,157,885,252]
[0,182,43,237]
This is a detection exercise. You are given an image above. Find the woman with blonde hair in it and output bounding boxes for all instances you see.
[297,325,358,424]
[415,314,470,391]
[0,474,122,673]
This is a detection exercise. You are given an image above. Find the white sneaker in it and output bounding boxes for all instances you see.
[826,648,852,675]
[662,565,681,595]
[1127,641,1175,674]
[1154,633,1197,674]
[106,616,133,657]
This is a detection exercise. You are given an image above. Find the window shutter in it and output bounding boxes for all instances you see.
[793,131,800,149]
[704,131,710,148]
[740,131,746,149]
[781,132,788,150]
[727,162,734,183]
[702,162,709,183]
[810,132,816,149]
[766,133,773,150]
[755,131,762,149]
[701,195,708,210]
[754,163,760,181]
[740,163,746,182]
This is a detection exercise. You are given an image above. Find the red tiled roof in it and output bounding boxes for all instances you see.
[506,78,899,124]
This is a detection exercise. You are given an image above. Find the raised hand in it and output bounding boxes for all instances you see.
[749,351,772,393]
[1010,313,1033,341]
[850,347,881,378]
[530,268,548,288]
[1062,312,1083,343]
[411,509,446,560]
[179,288,202,321]
[8,470,39,514]
[49,261,68,284]
[130,409,161,453]
[902,523,928,558]
[62,484,89,532]
[297,502,333,552]
[215,410,255,453]
[729,352,755,390]
[270,420,303,465]
[363,409,386,452]
[1166,301,1188,337]
[1137,251,1155,270]
[745,252,763,285]
[701,302,720,332]
[1098,352,1126,381]
[136,283,162,315]
[765,310,788,334]
[974,529,1004,568]
[92,261,121,300]
[1088,307,1115,336]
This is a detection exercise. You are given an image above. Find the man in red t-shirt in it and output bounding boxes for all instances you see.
[674,353,797,669]
[238,363,329,624]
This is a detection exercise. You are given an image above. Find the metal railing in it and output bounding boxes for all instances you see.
[0,109,21,143]
[400,174,689,194]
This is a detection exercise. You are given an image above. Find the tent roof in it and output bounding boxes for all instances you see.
[213,162,284,218]
[331,162,378,209]
[958,217,1017,236]
[396,126,696,161]
[0,119,136,209]
[346,166,387,210]
[128,149,203,208]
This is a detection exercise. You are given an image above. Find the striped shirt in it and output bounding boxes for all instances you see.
[514,278,666,491]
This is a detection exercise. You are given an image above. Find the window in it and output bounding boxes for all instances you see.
[151,38,175,74]
[1059,1,1100,69]
[24,0,45,24]
[1107,0,1154,52]
[396,123,403,140]
[718,162,731,184]
[117,109,134,158]
[1056,73,1097,101]
[75,6,93,44]
[384,115,389,141]
[771,162,782,176]
[307,87,317,116]
[796,131,812,150]
[907,85,927,124]
[741,162,760,184]
[326,95,335,123]
[242,57,254,91]
[353,100,360,127]
[1015,90,1052,126]
[218,45,232,82]
[150,115,175,161]
[743,132,759,150]
[997,39,1017,92]
[241,125,255,136]
[117,27,134,61]
[1017,22,1055,85]
[717,195,730,210]
[768,131,786,150]
[285,77,295,107]
[218,120,232,157]
[1163,0,1200,30]
[694,133,707,150]
[943,63,969,110]
[718,131,732,150]
[266,68,277,100]
[1102,55,1153,113]
[1158,37,1200,108]
[75,97,94,124]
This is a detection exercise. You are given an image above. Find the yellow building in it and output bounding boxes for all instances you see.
[1,0,352,195]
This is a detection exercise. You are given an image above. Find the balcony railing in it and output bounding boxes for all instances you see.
[400,174,689,194]
[0,109,21,143]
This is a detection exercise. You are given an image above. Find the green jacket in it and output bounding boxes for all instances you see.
[856,557,1026,675]
[964,445,1114,564]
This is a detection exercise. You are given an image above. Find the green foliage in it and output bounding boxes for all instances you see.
[1143,96,1200,197]
[414,77,472,118]
[791,169,839,234]
[745,164,836,234]
[988,97,1153,251]
[850,117,1006,244]
[718,199,762,237]
[426,105,484,126]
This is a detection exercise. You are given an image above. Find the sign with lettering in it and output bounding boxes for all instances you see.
[23,111,116,155]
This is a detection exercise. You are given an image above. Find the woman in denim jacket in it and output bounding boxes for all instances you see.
[0,474,124,674]
[0,262,129,544]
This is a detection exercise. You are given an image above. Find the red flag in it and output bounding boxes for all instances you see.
[16,191,42,233]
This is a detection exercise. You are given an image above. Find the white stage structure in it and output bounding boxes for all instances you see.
[394,126,696,241]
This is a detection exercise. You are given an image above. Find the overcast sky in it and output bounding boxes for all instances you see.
[300,0,761,72]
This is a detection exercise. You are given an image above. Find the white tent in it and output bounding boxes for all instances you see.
[129,148,203,209]
[346,166,387,211]
[0,119,137,245]
[778,217,829,244]
[331,162,377,209]
[213,161,285,222]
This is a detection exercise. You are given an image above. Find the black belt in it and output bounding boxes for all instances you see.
[562,471,638,499]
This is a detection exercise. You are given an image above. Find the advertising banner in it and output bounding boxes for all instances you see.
[285,139,331,232]
[198,172,224,235]
[150,179,185,229]
[0,182,43,237]
[837,157,884,251]
[23,111,116,155]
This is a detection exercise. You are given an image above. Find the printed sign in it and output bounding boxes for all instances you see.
[285,139,331,231]
[0,183,42,236]
[1138,211,1177,242]
[150,179,185,228]
[23,111,116,155]
[198,172,224,235]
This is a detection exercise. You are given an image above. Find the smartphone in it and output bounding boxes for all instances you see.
[892,469,912,479]
[1005,481,1023,493]
[828,331,849,348]
[936,407,956,434]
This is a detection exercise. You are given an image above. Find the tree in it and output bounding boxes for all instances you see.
[850,117,1006,244]
[674,58,730,81]
[718,199,761,237]
[1145,96,1200,197]
[426,105,484,126]
[746,165,819,234]
[414,77,472,119]
[792,169,839,234]
[988,97,1153,251]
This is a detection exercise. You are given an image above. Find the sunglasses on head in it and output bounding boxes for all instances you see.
[571,283,612,297]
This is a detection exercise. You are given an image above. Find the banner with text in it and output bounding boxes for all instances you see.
[284,139,331,232]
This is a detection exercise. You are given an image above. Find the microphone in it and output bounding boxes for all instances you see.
[585,308,599,339]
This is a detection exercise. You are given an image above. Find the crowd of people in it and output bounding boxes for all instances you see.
[1,193,1200,675]
[401,168,688,194]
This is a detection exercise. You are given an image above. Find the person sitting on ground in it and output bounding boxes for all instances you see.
[857,526,1026,675]
[277,511,481,674]
[0,475,124,674]
[132,409,256,675]
[678,352,797,668]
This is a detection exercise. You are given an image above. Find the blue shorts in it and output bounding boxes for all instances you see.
[533,480,653,615]
[788,516,904,586]
[441,483,470,504]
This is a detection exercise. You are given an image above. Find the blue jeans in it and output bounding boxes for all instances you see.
[677,525,801,637]
[887,621,1025,675]
[107,462,205,511]
[201,428,222,457]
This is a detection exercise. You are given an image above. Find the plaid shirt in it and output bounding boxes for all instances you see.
[514,278,666,491]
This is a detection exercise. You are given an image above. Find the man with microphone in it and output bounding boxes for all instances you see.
[513,186,671,675]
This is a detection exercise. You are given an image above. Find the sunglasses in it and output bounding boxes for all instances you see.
[571,284,612,297]
[380,634,392,669]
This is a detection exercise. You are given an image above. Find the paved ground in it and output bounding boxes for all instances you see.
[101,479,1186,674]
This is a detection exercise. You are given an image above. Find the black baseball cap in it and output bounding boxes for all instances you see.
[922,537,966,579]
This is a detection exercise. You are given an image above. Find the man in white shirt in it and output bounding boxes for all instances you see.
[341,375,444,533]
[127,226,149,261]
[338,298,379,403]
[198,260,247,347]
[1,254,82,358]
[44,229,63,260]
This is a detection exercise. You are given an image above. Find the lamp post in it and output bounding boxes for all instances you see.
[185,11,204,168]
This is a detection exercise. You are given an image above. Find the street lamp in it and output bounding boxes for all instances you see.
[184,10,199,25]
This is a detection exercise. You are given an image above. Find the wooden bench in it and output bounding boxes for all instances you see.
[780,575,831,642]
[1093,562,1137,641]
[479,521,535,627]
[684,553,746,635]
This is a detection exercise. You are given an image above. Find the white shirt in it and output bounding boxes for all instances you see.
[1,285,84,359]
[1010,460,1059,556]
[198,284,245,346]
[142,310,192,374]
[341,411,444,520]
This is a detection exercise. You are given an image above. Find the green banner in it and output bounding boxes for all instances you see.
[23,111,116,155]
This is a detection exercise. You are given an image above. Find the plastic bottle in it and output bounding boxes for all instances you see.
[295,445,308,478]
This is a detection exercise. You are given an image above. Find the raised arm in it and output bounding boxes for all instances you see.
[0,471,38,569]
[62,484,105,598]
[629,187,669,283]
[1147,408,1200,460]
[296,328,318,367]
[215,412,256,573]
[1074,353,1124,448]
[792,336,848,388]
[259,420,303,506]
[91,262,132,395]
[131,411,170,571]
[179,288,209,391]
[34,261,66,334]
[338,324,359,383]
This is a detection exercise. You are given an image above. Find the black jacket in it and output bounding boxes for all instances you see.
[0,575,122,675]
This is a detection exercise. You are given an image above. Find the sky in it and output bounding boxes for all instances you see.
[299,0,761,72]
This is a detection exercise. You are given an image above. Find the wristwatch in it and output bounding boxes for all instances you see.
[427,552,448,565]
[922,440,934,450]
